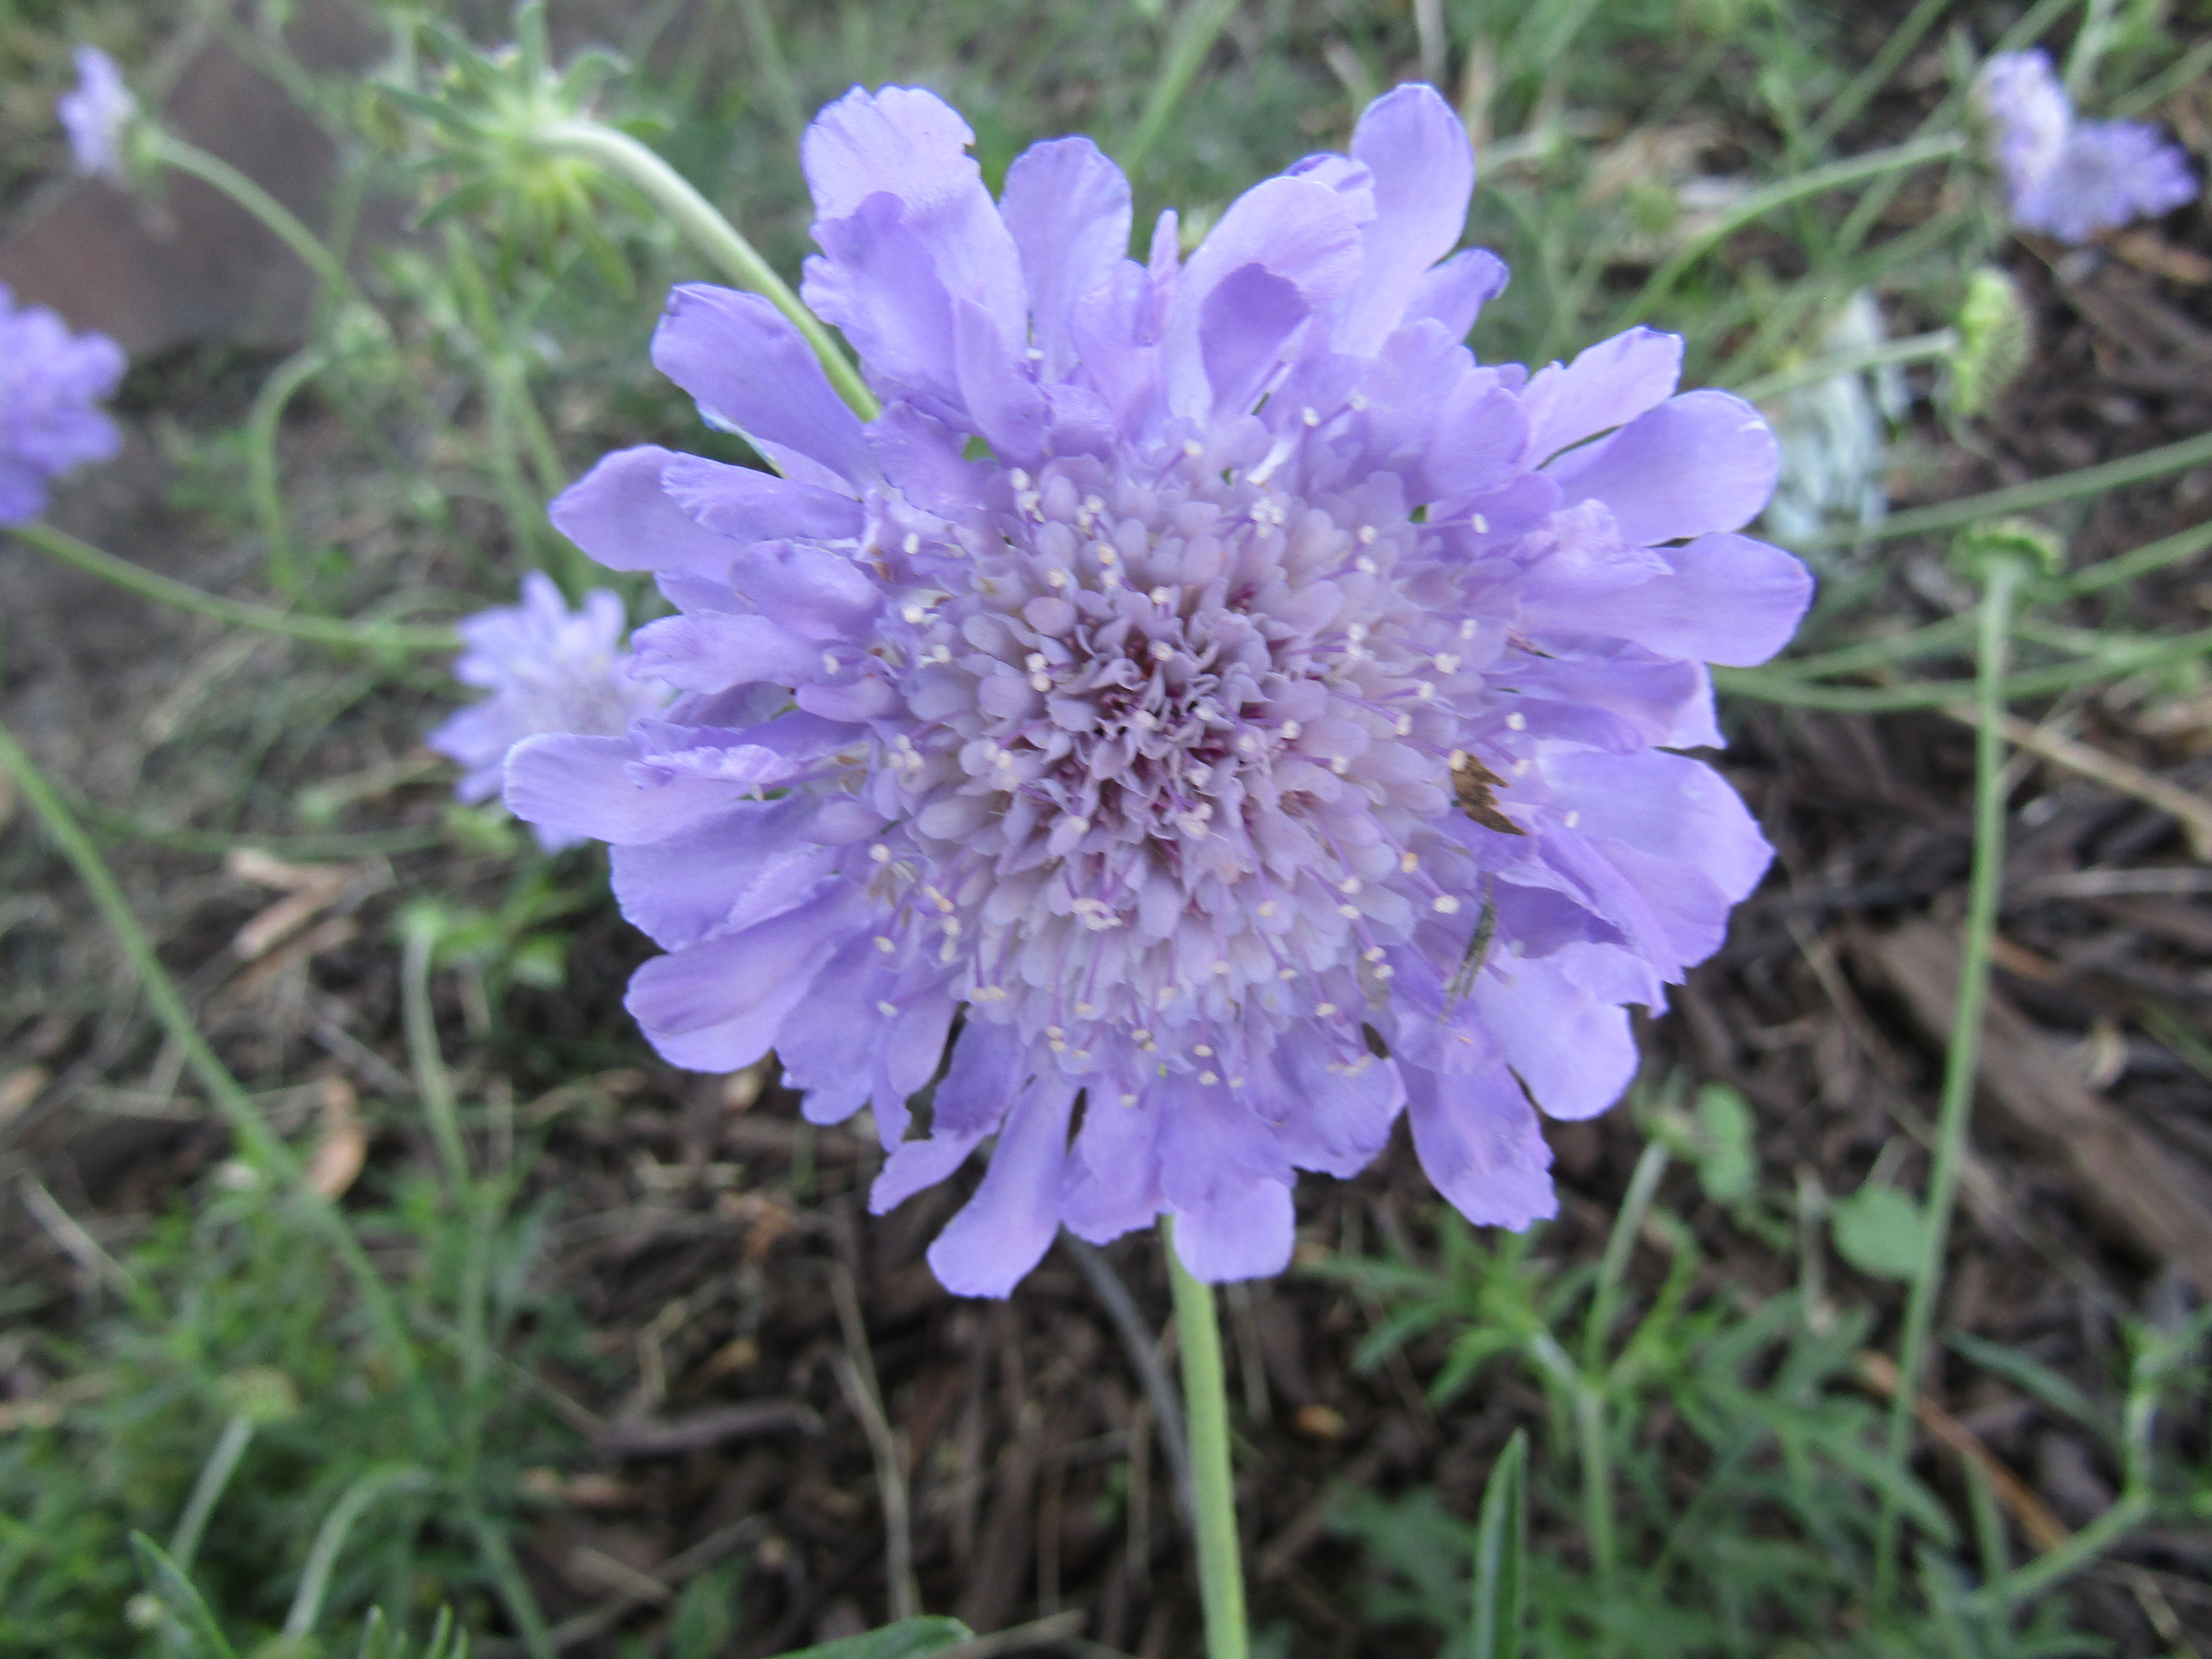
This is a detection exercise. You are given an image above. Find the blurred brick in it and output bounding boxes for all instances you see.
[0,0,382,357]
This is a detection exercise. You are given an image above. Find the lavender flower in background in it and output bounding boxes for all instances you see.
[0,285,126,527]
[1980,50,2196,243]
[58,46,137,183]
[429,571,668,851]
[510,84,1812,1294]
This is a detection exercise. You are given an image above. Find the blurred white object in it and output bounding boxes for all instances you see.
[1760,292,1906,550]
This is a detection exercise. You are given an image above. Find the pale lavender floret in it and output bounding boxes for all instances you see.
[1981,50,2197,244]
[2016,119,2197,243]
[58,46,136,182]
[0,284,125,526]
[429,571,669,851]
[510,84,1813,1293]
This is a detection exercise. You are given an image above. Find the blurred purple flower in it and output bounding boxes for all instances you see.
[1981,50,2196,243]
[58,46,136,182]
[430,571,669,851]
[0,284,125,526]
[510,85,1812,1293]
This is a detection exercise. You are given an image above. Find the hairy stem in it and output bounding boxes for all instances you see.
[529,118,877,419]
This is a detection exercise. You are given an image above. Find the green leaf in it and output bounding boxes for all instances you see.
[1469,1430,1527,1659]
[129,1533,240,1659]
[1692,1082,1758,1203]
[1830,1184,1926,1282]
[1947,1332,2106,1436]
[775,1617,976,1659]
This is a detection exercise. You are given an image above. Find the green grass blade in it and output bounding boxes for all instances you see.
[130,1533,240,1659]
[1469,1430,1528,1659]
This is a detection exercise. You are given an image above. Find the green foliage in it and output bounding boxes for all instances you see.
[1830,1183,1929,1282]
[1326,1127,2212,1658]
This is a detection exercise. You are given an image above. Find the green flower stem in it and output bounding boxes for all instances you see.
[1872,555,2025,1605]
[1621,132,1966,324]
[1729,328,1956,405]
[8,522,457,653]
[152,132,361,307]
[1164,1220,1249,1659]
[529,118,878,420]
[246,344,331,595]
[1714,624,2212,712]
[282,1467,436,1639]
[1791,428,2212,551]
[0,720,423,1399]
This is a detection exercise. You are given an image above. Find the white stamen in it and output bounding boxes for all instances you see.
[1564,810,1581,828]
[1400,852,1419,873]
[1315,1002,1337,1017]
[875,935,896,952]
[1506,712,1526,731]
[877,1000,899,1017]
[870,844,891,863]
[1432,894,1461,914]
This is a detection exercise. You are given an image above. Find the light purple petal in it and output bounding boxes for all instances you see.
[1171,1180,1295,1282]
[625,884,862,1071]
[1000,136,1133,382]
[1475,954,1639,1121]
[926,1076,1077,1296]
[660,453,866,544]
[1402,246,1510,342]
[505,733,745,845]
[652,285,877,488]
[1335,84,1475,356]
[1403,1064,1557,1228]
[1546,389,1777,544]
[550,446,741,577]
[1520,327,1684,466]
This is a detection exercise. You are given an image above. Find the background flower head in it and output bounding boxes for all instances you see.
[512,84,1811,1294]
[429,570,669,850]
[1979,49,2196,243]
[0,285,126,526]
[58,46,138,183]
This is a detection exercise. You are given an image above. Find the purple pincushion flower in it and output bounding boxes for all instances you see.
[0,284,125,526]
[510,85,1812,1293]
[430,571,670,851]
[58,46,137,183]
[1980,51,2197,243]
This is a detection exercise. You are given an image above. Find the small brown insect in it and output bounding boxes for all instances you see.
[1450,751,1525,838]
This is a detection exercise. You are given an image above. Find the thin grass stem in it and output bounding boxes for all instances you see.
[1872,556,2024,1604]
[1731,328,1956,404]
[7,523,457,653]
[283,1467,435,1638]
[1715,624,2212,711]
[1802,0,1953,153]
[1620,133,1966,325]
[0,719,424,1396]
[1121,0,1243,181]
[1581,1141,1669,1373]
[169,1416,256,1571]
[1165,1219,1249,1659]
[1790,429,2212,550]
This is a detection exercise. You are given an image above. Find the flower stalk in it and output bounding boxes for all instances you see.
[7,521,457,653]
[525,118,878,419]
[150,131,363,309]
[1872,552,2027,1603]
[1166,1221,1249,1659]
